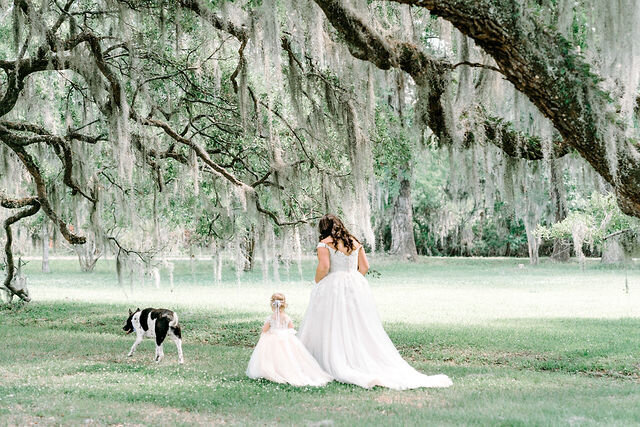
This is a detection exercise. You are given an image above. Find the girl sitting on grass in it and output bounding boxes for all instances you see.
[246,292,332,387]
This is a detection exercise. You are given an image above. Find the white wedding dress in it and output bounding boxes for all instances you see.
[297,242,452,390]
[246,312,332,387]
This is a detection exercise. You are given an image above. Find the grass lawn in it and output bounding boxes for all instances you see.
[1,256,640,425]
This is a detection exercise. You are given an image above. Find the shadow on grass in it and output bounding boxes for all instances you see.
[3,301,639,379]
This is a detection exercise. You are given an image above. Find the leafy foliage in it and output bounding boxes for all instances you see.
[536,192,640,255]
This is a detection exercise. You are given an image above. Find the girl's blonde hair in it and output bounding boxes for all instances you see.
[270,292,287,311]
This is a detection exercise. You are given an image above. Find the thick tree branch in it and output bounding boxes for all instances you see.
[130,110,247,187]
[312,0,453,142]
[386,0,640,217]
[479,115,569,160]
[179,0,249,41]
[0,54,74,117]
[0,7,102,118]
[0,121,100,202]
[453,61,502,74]
[1,195,41,302]
[603,228,632,241]
[6,144,85,244]
[255,198,312,226]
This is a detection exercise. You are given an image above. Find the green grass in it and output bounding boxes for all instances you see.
[1,257,640,425]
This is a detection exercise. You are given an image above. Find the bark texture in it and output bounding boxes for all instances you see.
[550,159,570,262]
[41,220,50,273]
[313,0,640,217]
[601,235,625,264]
[1,196,41,302]
[313,0,569,159]
[386,0,640,217]
[390,179,418,259]
[75,242,103,272]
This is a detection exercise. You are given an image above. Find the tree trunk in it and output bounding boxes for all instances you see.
[41,219,51,273]
[4,258,29,303]
[189,245,196,283]
[390,178,418,260]
[164,259,175,291]
[211,240,223,285]
[243,226,255,271]
[550,159,570,262]
[523,217,540,265]
[601,235,625,264]
[75,238,102,272]
[2,196,40,302]
[551,239,571,262]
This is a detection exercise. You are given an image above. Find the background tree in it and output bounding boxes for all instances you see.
[2,0,640,300]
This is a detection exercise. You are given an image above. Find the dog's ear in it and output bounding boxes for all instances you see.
[136,307,140,312]
[128,308,132,315]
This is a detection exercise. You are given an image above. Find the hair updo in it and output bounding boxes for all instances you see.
[270,292,287,311]
[318,214,359,254]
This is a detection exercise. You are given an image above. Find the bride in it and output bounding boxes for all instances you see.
[297,214,452,390]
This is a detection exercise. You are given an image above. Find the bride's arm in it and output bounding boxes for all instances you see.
[357,246,369,276]
[314,246,330,283]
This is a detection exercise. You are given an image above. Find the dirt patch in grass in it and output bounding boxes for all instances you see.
[587,369,640,380]
[0,367,26,382]
[373,390,448,409]
[133,402,230,425]
[3,413,59,427]
[3,397,231,425]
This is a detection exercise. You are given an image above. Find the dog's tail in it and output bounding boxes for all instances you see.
[168,312,179,327]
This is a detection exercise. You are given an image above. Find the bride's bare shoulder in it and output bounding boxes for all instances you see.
[320,237,333,244]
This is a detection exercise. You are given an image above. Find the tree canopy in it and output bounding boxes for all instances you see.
[2,0,640,300]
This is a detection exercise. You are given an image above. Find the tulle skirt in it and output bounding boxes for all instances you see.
[246,328,332,387]
[298,271,452,390]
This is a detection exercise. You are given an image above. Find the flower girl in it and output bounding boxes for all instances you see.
[246,293,332,386]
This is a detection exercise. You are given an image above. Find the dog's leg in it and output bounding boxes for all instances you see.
[169,334,184,364]
[155,343,164,362]
[155,318,169,362]
[175,338,184,364]
[128,334,143,357]
[170,325,184,364]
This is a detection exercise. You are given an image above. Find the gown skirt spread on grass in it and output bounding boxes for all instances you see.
[246,313,332,387]
[297,242,452,390]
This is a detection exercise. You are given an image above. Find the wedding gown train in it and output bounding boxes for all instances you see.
[297,242,452,390]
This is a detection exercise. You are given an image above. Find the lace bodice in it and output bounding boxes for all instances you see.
[317,242,360,273]
[266,313,291,330]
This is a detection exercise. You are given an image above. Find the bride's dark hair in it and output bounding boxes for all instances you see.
[318,214,359,253]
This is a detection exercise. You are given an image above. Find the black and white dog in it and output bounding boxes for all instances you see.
[123,308,184,364]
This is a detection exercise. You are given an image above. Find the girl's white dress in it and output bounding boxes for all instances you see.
[246,312,332,386]
[297,242,453,390]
